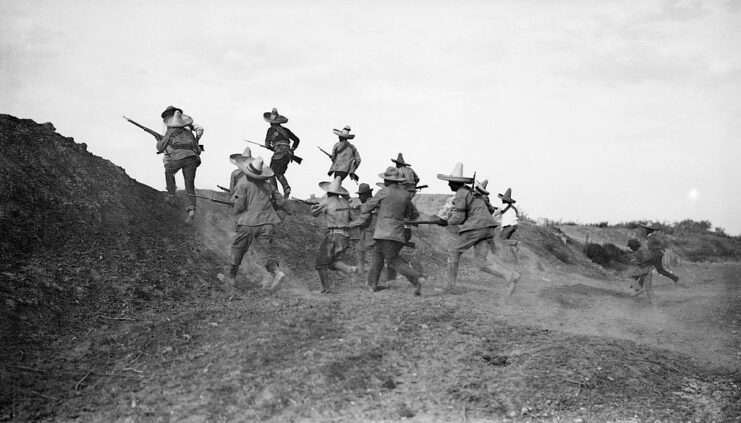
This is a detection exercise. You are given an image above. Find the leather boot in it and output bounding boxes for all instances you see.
[447,260,459,291]
[317,269,331,293]
[227,265,239,286]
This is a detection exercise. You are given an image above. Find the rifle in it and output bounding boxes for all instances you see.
[404,219,443,225]
[244,140,303,164]
[186,194,234,206]
[317,146,332,159]
[217,185,230,193]
[123,115,162,141]
[415,185,429,191]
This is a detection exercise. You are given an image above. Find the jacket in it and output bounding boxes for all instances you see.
[232,176,284,226]
[646,232,665,258]
[448,187,498,234]
[229,169,244,196]
[157,125,203,163]
[328,141,361,175]
[352,184,418,243]
[311,196,351,229]
[265,125,300,160]
[398,166,419,188]
[627,246,653,277]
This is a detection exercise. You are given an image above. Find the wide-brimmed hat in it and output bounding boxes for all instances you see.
[391,153,411,167]
[357,183,373,195]
[475,179,490,195]
[230,147,253,166]
[333,125,355,139]
[437,162,474,183]
[160,105,183,119]
[163,108,193,128]
[638,221,656,230]
[379,166,405,182]
[263,107,288,124]
[236,156,274,180]
[498,188,516,204]
[319,179,349,196]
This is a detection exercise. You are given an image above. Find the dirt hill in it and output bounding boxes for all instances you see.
[1,116,739,422]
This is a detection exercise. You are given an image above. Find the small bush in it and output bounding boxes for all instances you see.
[584,242,628,268]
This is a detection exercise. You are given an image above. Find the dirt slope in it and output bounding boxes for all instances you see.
[2,116,740,422]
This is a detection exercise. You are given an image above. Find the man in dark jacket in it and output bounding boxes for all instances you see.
[437,163,520,295]
[638,222,680,284]
[264,108,300,199]
[157,106,204,223]
[350,167,424,295]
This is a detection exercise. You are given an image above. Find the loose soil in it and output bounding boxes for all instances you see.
[1,116,739,422]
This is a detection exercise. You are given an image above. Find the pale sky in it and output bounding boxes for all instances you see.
[2,0,740,233]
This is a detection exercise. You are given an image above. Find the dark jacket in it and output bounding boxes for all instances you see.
[448,187,498,234]
[352,184,418,243]
[265,125,300,160]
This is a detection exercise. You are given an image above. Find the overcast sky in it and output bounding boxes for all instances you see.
[2,0,740,233]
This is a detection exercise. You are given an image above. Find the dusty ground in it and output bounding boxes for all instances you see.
[1,117,739,422]
[3,196,739,422]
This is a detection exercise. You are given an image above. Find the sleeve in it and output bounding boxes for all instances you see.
[405,201,420,221]
[270,184,286,209]
[286,127,300,150]
[412,168,420,184]
[350,190,384,227]
[331,142,339,162]
[352,145,361,171]
[156,128,176,153]
[233,185,247,214]
[311,199,327,217]
[265,128,276,149]
[447,189,470,226]
[192,124,204,142]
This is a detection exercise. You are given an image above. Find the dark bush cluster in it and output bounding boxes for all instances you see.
[584,243,629,269]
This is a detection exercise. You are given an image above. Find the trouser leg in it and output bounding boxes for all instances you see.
[653,255,678,283]
[447,253,461,290]
[164,165,178,199]
[382,240,420,287]
[367,243,386,290]
[473,239,521,295]
[355,242,366,273]
[181,156,201,212]
[643,271,655,303]
[276,173,291,198]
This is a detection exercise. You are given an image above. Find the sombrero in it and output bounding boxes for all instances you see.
[391,153,411,167]
[160,105,182,119]
[638,221,656,230]
[163,108,193,128]
[357,183,373,195]
[333,125,355,139]
[230,147,253,166]
[236,156,274,180]
[263,107,288,124]
[475,179,490,195]
[379,166,405,182]
[437,162,474,183]
[319,179,349,196]
[498,188,516,204]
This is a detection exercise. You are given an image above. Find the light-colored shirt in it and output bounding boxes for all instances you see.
[500,206,518,227]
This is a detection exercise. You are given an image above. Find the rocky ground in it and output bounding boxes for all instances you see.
[1,116,739,422]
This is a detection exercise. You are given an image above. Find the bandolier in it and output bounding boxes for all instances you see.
[264,108,300,198]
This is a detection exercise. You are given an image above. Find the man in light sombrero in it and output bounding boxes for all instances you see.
[328,125,361,183]
[264,107,301,199]
[228,156,287,291]
[228,147,252,196]
[438,163,520,295]
[311,179,358,293]
[156,106,204,222]
[349,167,424,296]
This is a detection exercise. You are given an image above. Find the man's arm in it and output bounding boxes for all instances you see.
[265,127,276,149]
[311,199,327,217]
[192,124,204,142]
[233,186,247,215]
[156,128,175,153]
[349,190,384,227]
[447,189,470,226]
[286,127,300,150]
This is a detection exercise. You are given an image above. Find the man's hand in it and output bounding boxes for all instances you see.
[437,217,449,227]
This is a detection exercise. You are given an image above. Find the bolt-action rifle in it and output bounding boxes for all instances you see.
[244,140,303,164]
[217,185,230,193]
[186,194,234,206]
[415,185,429,191]
[317,146,332,159]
